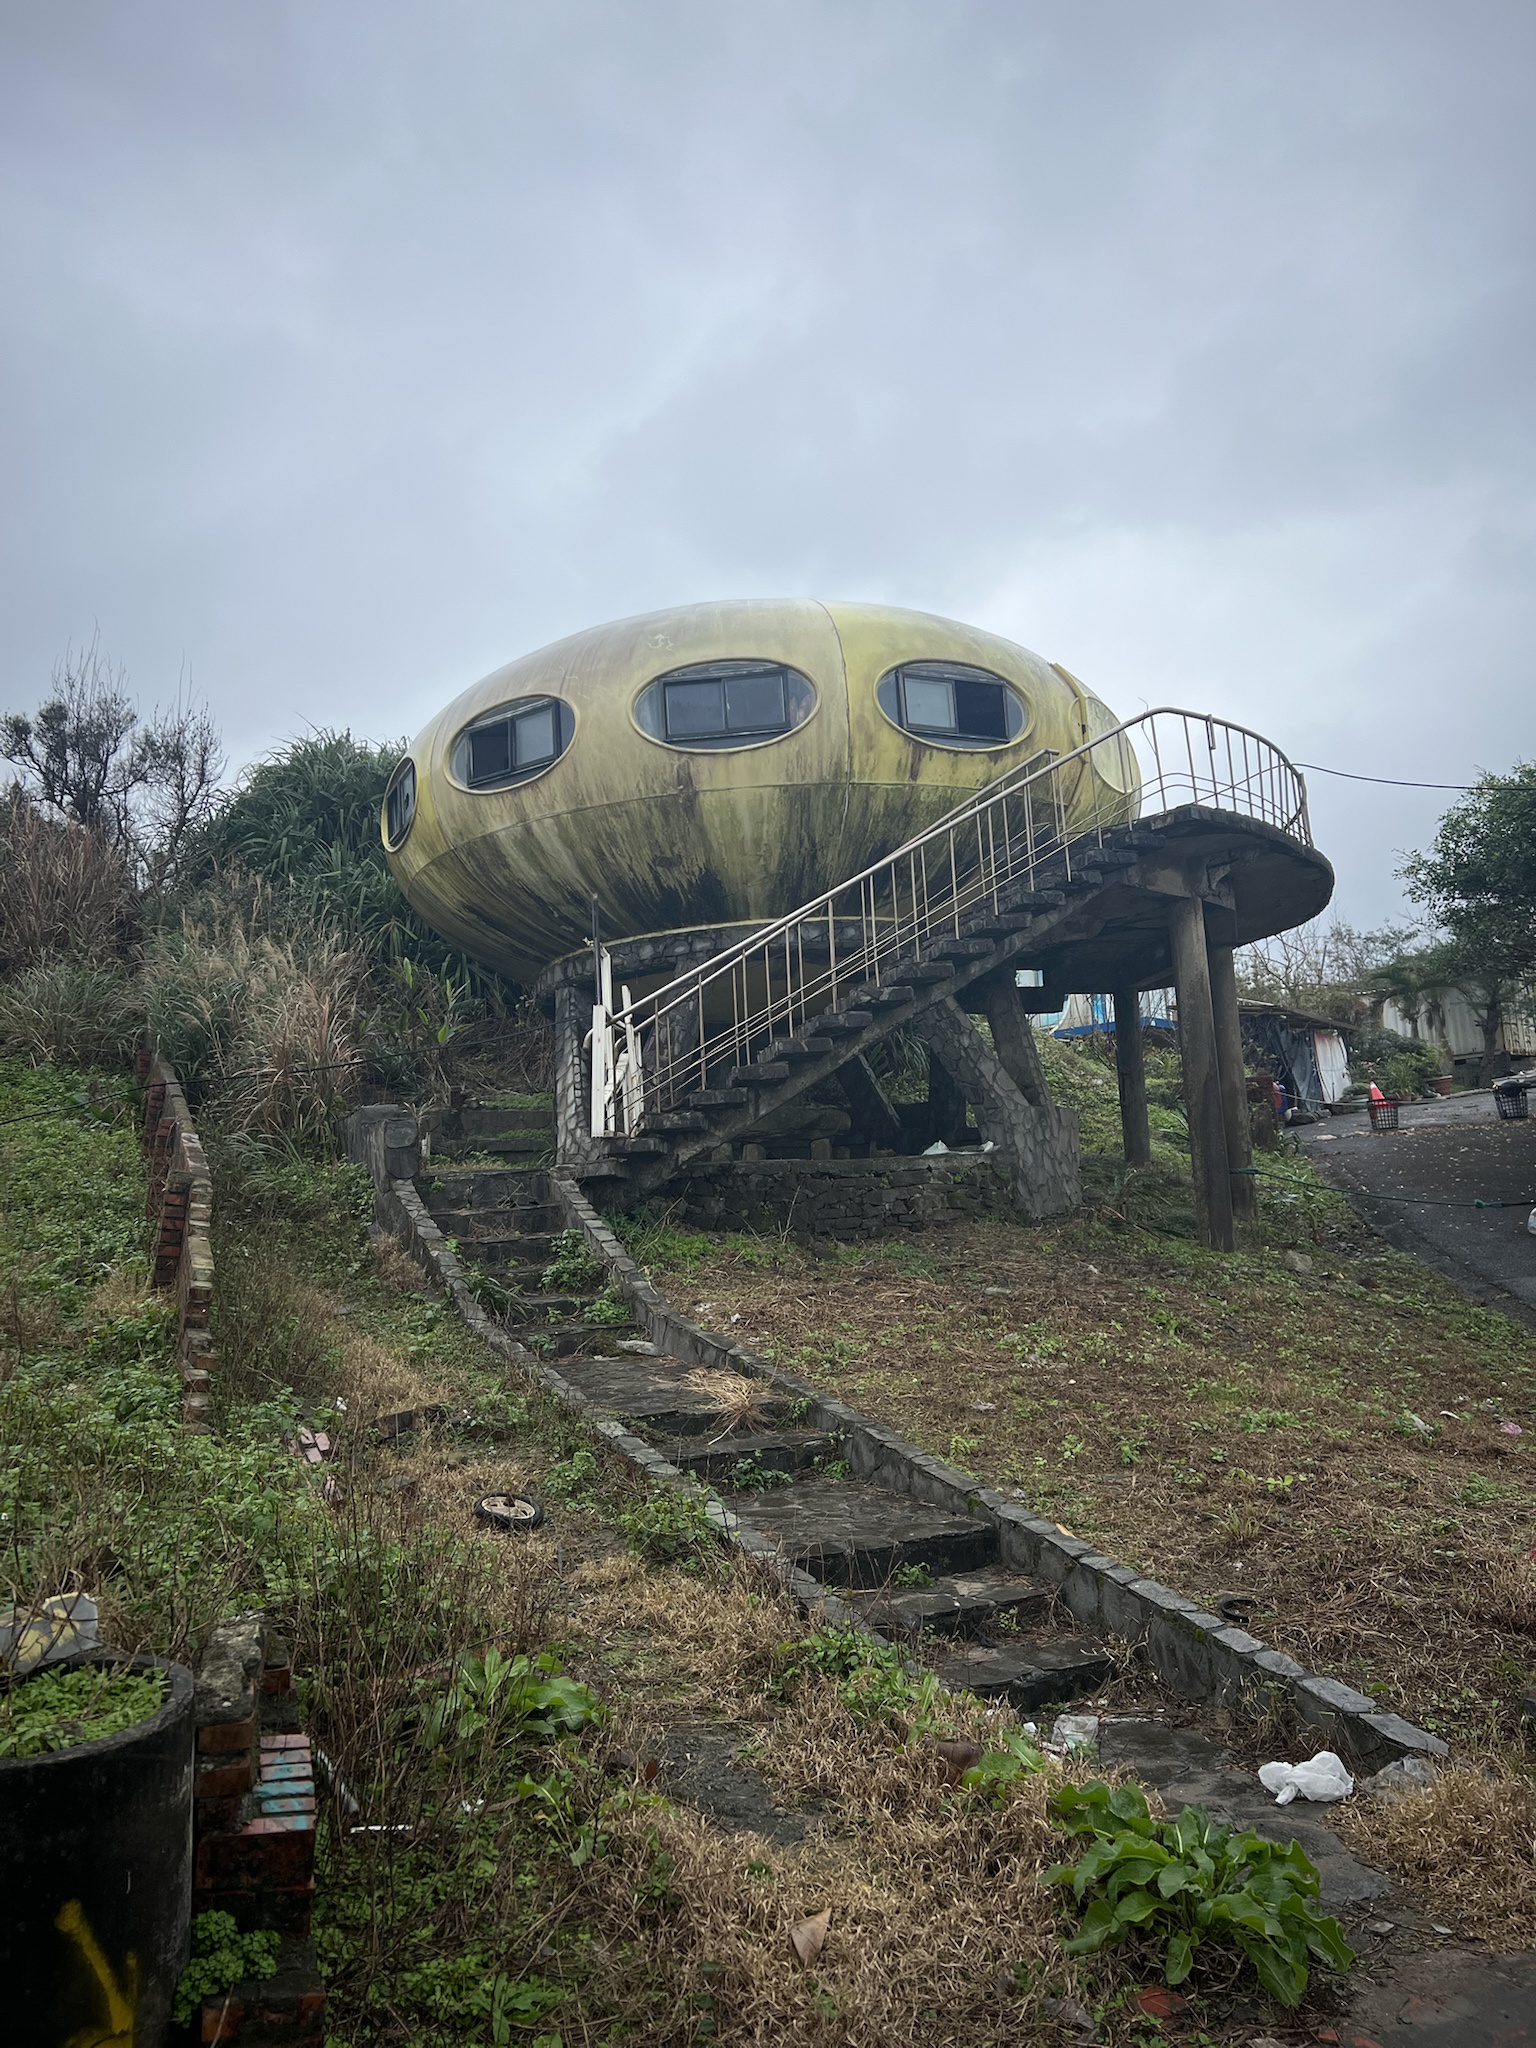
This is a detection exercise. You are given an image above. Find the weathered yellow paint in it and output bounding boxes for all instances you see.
[386,599,1134,982]
[55,1898,137,2048]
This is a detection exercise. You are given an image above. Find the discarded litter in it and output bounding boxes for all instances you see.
[0,1593,99,1675]
[921,1140,949,1155]
[474,1492,545,1533]
[1051,1713,1100,1754]
[1257,1750,1354,1805]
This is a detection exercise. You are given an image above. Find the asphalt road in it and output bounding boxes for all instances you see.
[1294,1091,1536,1328]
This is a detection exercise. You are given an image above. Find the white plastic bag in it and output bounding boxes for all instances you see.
[1527,1207,1536,1237]
[1257,1750,1355,1805]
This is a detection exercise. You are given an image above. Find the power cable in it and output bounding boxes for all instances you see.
[1294,764,1477,791]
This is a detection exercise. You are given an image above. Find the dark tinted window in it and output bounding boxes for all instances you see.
[384,759,416,847]
[877,662,1027,748]
[636,660,815,749]
[452,697,573,788]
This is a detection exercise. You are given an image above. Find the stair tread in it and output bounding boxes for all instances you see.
[719,1475,996,1586]
[844,1571,1051,1639]
[931,1635,1112,1707]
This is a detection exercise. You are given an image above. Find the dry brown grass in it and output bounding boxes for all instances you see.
[586,1779,1076,2048]
[1336,1762,1536,1948]
[672,1212,1536,1750]
[570,1551,793,1712]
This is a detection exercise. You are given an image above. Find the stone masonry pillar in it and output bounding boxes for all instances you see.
[1208,938,1256,1220]
[919,996,1079,1218]
[1168,896,1234,1251]
[1112,986,1153,1168]
[980,969,1051,1108]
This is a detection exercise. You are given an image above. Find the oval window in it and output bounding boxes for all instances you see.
[876,662,1029,749]
[383,757,417,847]
[634,660,817,750]
[450,696,574,789]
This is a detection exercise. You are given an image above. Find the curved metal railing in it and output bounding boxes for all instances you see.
[592,707,1310,1136]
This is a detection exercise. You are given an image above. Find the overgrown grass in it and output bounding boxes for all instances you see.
[654,1132,1536,1755]
[3,1057,1381,2043]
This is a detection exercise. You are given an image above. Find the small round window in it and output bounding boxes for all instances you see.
[450,696,574,789]
[383,758,417,848]
[877,662,1028,750]
[634,660,817,750]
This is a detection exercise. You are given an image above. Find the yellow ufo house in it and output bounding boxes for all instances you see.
[382,598,1136,983]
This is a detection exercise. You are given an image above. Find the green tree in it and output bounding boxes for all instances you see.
[1399,764,1536,1086]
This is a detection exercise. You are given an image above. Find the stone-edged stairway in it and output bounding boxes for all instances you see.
[416,1150,1112,1712]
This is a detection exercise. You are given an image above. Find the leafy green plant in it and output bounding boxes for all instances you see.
[582,1286,632,1328]
[893,1562,932,1588]
[421,1648,602,1756]
[173,1912,280,2023]
[1044,1779,1354,2006]
[541,1230,603,1294]
[619,1487,719,1571]
[467,1268,514,1316]
[0,1663,167,1757]
[544,1447,601,1498]
[729,1454,793,1492]
[959,1728,1046,1805]
[774,1627,945,1736]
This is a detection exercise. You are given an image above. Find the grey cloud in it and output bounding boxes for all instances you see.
[2,0,1532,922]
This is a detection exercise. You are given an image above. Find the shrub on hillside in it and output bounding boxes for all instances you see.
[0,957,141,1068]
[0,790,136,974]
[141,911,368,1140]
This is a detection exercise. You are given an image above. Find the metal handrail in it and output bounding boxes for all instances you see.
[592,707,1310,1137]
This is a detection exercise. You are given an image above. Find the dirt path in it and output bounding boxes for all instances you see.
[1297,1094,1536,1328]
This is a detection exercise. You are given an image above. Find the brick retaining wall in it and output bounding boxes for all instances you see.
[136,1043,216,1430]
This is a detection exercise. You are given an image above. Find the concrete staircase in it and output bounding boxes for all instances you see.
[416,1150,1112,1710]
[587,826,1156,1194]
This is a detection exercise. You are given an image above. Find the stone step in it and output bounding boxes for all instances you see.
[847,984,915,1009]
[434,1133,554,1161]
[718,1475,996,1588]
[687,1089,741,1110]
[764,1036,834,1062]
[422,1169,556,1211]
[555,1355,792,1436]
[899,962,953,985]
[422,1106,555,1141]
[732,1062,791,1086]
[843,1569,1052,1641]
[930,937,994,961]
[811,1010,873,1036]
[666,1429,840,1483]
[931,1636,1112,1709]
[530,1324,641,1359]
[424,1211,556,1251]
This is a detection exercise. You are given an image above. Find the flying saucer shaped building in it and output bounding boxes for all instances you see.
[381,598,1135,984]
[383,598,1331,1254]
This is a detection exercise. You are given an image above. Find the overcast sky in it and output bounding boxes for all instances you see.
[2,2,1532,925]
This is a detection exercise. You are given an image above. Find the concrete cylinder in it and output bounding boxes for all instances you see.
[0,1654,194,2047]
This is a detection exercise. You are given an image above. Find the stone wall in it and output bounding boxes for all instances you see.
[652,1152,1022,1238]
[137,1045,216,1430]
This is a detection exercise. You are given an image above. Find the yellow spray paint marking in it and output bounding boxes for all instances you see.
[54,1898,137,2048]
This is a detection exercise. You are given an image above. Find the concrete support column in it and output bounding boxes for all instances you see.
[1208,938,1256,1220]
[1112,987,1153,1168]
[980,970,1051,1108]
[1168,897,1234,1252]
